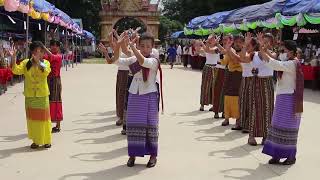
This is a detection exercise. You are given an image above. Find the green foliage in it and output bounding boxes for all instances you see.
[159,16,184,41]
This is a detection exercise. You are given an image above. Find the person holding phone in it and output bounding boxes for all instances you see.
[10,41,52,149]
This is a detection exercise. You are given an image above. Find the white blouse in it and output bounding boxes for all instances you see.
[205,53,219,65]
[241,62,254,77]
[116,56,159,95]
[118,52,130,71]
[253,52,274,77]
[266,59,296,95]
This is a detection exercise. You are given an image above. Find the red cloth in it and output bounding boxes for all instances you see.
[50,102,63,122]
[301,65,320,80]
[0,68,12,85]
[44,53,63,77]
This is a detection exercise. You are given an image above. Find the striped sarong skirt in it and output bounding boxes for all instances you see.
[200,64,214,106]
[262,94,301,159]
[239,77,255,131]
[116,70,129,119]
[25,97,52,145]
[48,76,63,122]
[212,68,225,113]
[248,77,274,137]
[123,75,133,130]
[126,92,159,157]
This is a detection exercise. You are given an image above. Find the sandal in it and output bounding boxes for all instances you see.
[147,158,157,168]
[248,137,258,146]
[214,113,220,119]
[116,119,123,126]
[121,129,126,135]
[44,144,52,149]
[30,143,39,149]
[221,120,230,126]
[268,158,281,165]
[199,107,204,111]
[282,158,296,165]
[127,157,136,167]
[52,127,61,133]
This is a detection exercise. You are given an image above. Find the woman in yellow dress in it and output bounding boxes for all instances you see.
[10,41,52,149]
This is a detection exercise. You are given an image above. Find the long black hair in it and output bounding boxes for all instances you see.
[26,41,45,71]
[50,39,61,47]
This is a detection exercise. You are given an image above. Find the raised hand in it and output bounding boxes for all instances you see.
[98,43,108,55]
[207,34,219,46]
[245,32,252,46]
[108,29,119,49]
[224,38,233,50]
[257,32,264,46]
[8,44,17,58]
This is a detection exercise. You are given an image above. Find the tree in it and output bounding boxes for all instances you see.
[47,0,101,38]
[159,16,184,42]
[162,0,270,25]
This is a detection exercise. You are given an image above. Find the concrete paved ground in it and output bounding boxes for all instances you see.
[0,63,320,180]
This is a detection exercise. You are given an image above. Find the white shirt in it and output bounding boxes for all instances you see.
[278,53,287,61]
[183,47,189,55]
[253,52,274,77]
[267,59,296,95]
[205,53,219,65]
[216,57,226,69]
[177,45,182,55]
[118,52,130,71]
[189,47,193,56]
[116,56,159,95]
[241,62,254,77]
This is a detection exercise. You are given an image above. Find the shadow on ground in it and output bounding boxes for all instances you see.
[0,134,27,142]
[59,165,146,180]
[75,133,125,145]
[71,147,127,162]
[221,163,291,180]
[0,146,47,159]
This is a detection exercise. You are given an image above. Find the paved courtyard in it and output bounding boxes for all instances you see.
[0,63,320,180]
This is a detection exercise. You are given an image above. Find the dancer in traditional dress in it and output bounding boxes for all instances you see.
[218,35,243,127]
[104,32,162,168]
[260,40,304,165]
[210,36,226,119]
[44,40,64,133]
[10,41,52,149]
[105,29,130,127]
[198,38,219,111]
[240,33,275,145]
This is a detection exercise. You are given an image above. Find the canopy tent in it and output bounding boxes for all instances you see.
[0,0,95,37]
[202,10,233,29]
[223,0,285,24]
[282,0,320,15]
[185,0,320,35]
[170,31,184,38]
[83,30,95,41]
